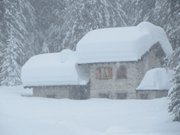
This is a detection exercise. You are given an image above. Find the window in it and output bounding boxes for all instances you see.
[116,93,127,99]
[116,65,127,79]
[140,93,148,99]
[96,67,101,79]
[99,93,110,98]
[46,94,56,98]
[96,67,112,80]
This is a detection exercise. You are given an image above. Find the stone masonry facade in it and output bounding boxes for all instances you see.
[32,43,166,99]
[33,85,89,99]
[83,43,165,99]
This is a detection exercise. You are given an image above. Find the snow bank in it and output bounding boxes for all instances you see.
[0,86,180,135]
[21,49,88,86]
[137,68,173,90]
[76,22,173,64]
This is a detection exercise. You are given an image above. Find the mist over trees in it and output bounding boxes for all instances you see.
[29,0,180,52]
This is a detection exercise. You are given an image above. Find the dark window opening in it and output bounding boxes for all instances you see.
[116,65,127,79]
[46,94,56,98]
[99,93,110,98]
[140,93,148,99]
[116,93,127,99]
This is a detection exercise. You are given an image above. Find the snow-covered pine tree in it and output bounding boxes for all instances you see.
[0,29,22,86]
[168,47,180,121]
[0,0,5,68]
[0,0,36,86]
[169,66,180,121]
[18,0,37,63]
[0,0,25,86]
[168,0,180,118]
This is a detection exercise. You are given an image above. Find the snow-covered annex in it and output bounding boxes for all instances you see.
[21,22,173,99]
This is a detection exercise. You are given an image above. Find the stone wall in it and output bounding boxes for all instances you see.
[33,85,89,99]
[85,43,164,99]
[90,62,142,99]
[136,90,168,99]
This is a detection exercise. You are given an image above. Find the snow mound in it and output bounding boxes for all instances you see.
[136,68,173,90]
[1,86,180,135]
[76,22,173,64]
[21,49,88,86]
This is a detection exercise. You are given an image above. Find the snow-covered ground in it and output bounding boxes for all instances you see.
[0,86,179,135]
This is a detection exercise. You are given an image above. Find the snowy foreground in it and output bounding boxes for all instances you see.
[0,86,180,135]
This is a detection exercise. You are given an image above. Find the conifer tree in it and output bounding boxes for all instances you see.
[1,29,22,86]
[0,0,25,86]
[168,47,180,121]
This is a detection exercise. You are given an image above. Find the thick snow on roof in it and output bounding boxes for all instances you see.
[136,68,173,90]
[21,49,89,86]
[76,22,173,64]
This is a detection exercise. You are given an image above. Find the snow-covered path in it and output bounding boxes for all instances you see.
[0,86,180,135]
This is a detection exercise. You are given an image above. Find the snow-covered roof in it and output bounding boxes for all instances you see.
[21,49,89,87]
[76,22,173,64]
[136,68,173,90]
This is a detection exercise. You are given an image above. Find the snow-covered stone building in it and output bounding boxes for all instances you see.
[21,49,89,99]
[21,22,173,99]
[76,22,173,99]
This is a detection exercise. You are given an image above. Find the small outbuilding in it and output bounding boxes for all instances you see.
[136,68,173,99]
[21,49,89,99]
